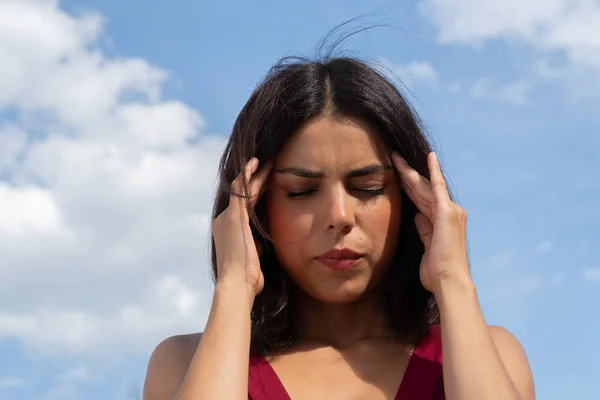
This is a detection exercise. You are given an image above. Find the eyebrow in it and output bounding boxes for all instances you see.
[275,164,392,179]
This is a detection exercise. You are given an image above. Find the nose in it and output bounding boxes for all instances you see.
[322,184,355,233]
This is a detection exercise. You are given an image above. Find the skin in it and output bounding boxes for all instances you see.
[265,116,402,346]
[143,115,535,400]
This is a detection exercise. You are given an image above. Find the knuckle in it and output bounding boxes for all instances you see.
[436,202,453,216]
[434,180,447,190]
[448,204,467,221]
[452,203,465,214]
[231,167,250,188]
[231,175,243,191]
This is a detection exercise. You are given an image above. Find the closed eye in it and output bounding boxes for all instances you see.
[286,190,317,199]
[355,187,385,195]
[286,187,385,199]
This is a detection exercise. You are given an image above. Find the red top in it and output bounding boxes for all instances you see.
[248,325,445,399]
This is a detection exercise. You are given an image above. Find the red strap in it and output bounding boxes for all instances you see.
[248,348,291,400]
[395,325,444,399]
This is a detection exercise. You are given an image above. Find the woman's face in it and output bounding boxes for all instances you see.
[265,115,402,303]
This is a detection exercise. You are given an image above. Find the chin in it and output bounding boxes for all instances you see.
[302,281,375,304]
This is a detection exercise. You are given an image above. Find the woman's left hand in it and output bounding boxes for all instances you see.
[392,151,470,293]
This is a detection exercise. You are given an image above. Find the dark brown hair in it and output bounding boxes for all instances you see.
[210,55,444,353]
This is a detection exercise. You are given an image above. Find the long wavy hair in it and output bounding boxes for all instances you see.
[210,55,446,353]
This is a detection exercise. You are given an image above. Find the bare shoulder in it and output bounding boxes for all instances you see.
[488,325,535,399]
[143,332,202,400]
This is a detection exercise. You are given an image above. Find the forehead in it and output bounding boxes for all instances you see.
[276,116,389,167]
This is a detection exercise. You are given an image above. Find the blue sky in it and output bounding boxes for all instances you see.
[0,0,598,399]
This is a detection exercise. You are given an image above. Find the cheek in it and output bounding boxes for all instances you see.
[362,192,402,250]
[266,197,290,238]
[266,197,311,258]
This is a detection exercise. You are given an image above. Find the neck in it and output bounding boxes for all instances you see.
[295,291,396,349]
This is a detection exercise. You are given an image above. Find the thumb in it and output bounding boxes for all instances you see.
[414,212,433,250]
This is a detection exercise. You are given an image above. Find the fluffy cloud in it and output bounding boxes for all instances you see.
[470,78,533,106]
[535,241,553,254]
[0,0,224,356]
[421,0,600,96]
[388,61,439,90]
[583,268,600,281]
[0,377,28,390]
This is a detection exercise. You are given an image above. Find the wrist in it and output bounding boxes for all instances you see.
[215,275,257,306]
[431,270,476,300]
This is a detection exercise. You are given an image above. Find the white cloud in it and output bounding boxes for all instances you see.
[34,382,78,400]
[421,0,600,96]
[0,0,224,356]
[0,0,164,127]
[583,268,600,281]
[0,185,67,238]
[535,241,553,253]
[383,60,439,90]
[470,78,532,106]
[447,82,462,92]
[420,0,568,45]
[0,377,28,390]
[60,366,93,382]
[118,102,204,149]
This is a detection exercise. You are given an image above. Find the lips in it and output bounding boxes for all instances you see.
[314,248,364,270]
[315,248,363,260]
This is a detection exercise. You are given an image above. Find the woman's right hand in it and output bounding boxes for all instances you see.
[211,157,272,299]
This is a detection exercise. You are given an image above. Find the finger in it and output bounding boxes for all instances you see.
[244,157,260,188]
[230,158,259,213]
[428,152,451,204]
[392,152,434,219]
[231,157,257,190]
[248,159,273,208]
[391,152,420,182]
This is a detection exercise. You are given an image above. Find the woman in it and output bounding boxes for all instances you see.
[143,56,535,399]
